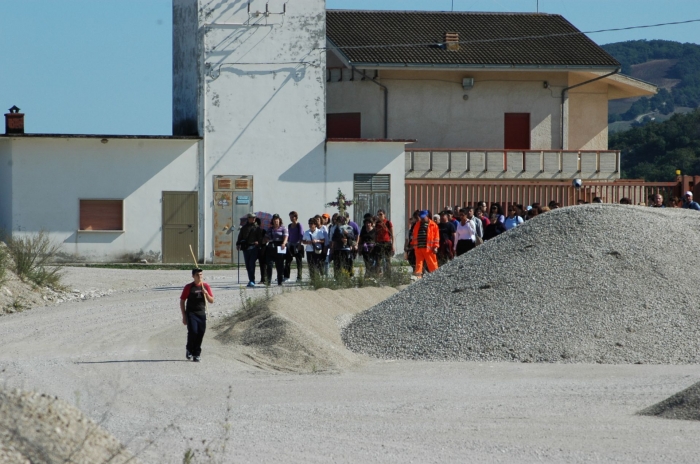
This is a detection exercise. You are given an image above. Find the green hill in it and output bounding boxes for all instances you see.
[610,109,700,181]
[602,40,700,125]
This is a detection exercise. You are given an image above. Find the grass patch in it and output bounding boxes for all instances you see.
[3,231,63,289]
[305,264,411,291]
[83,263,241,271]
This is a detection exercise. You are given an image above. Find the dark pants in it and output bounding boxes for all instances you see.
[284,245,303,280]
[186,312,206,357]
[372,242,393,276]
[257,245,267,283]
[456,239,475,256]
[361,249,376,276]
[242,246,258,283]
[306,250,324,280]
[334,249,354,276]
[266,241,285,284]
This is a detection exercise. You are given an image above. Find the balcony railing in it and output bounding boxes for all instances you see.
[405,148,621,179]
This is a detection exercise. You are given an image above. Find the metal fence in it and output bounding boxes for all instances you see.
[405,179,680,222]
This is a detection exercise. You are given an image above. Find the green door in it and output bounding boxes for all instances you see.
[162,191,199,264]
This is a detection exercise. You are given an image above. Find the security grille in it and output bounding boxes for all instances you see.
[353,174,391,222]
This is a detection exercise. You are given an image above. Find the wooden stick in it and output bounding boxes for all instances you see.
[189,245,208,312]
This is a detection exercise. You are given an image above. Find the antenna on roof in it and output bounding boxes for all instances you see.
[537,0,539,13]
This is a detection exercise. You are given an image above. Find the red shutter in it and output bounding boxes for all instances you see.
[80,200,123,230]
[327,113,361,138]
[504,113,531,149]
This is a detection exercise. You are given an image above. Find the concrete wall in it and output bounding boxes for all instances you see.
[5,137,198,261]
[189,0,370,262]
[327,68,612,151]
[567,74,609,150]
[326,141,407,240]
[0,139,11,233]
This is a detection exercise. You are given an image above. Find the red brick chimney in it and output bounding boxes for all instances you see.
[5,105,24,134]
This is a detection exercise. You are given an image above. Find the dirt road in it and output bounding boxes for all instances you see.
[1,267,699,463]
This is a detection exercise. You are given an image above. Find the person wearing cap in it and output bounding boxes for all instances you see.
[682,191,700,210]
[236,213,263,287]
[180,268,214,362]
[410,210,439,277]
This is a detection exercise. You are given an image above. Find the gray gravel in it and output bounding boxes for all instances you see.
[343,204,700,363]
[639,380,700,421]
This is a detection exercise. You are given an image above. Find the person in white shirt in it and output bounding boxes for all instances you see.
[302,218,326,280]
[453,210,476,256]
[503,205,524,230]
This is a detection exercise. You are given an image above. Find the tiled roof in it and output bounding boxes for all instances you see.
[327,10,620,68]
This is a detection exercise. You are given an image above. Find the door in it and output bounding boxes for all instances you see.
[162,191,198,264]
[353,174,391,222]
[213,176,253,264]
[504,113,531,149]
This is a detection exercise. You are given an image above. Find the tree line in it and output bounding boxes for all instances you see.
[610,109,700,181]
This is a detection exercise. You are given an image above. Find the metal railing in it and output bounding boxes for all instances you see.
[405,148,621,177]
[405,179,679,223]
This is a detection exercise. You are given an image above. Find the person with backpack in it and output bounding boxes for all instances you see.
[372,209,394,276]
[284,211,304,282]
[331,216,356,277]
[236,213,263,287]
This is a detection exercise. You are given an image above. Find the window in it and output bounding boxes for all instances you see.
[353,174,390,223]
[79,200,124,231]
[327,113,361,138]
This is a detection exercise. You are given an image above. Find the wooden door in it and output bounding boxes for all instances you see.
[162,191,198,263]
[504,113,531,149]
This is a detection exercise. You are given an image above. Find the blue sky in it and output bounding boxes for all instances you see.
[1,0,699,135]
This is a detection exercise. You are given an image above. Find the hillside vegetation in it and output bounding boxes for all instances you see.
[602,40,700,122]
[610,109,700,181]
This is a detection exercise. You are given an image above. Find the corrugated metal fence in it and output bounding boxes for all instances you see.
[405,179,679,220]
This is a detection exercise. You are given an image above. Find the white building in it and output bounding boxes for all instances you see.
[0,0,410,263]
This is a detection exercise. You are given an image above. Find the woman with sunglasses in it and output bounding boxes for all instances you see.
[503,205,524,230]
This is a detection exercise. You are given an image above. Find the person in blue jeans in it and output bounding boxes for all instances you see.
[236,213,263,287]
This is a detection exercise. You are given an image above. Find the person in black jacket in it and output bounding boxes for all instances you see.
[236,213,263,287]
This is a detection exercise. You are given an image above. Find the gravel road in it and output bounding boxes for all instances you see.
[1,267,700,463]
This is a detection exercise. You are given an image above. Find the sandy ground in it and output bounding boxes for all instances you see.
[1,267,700,463]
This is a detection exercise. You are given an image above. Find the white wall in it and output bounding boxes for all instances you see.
[326,141,407,240]
[6,137,198,261]
[0,139,12,233]
[192,0,330,260]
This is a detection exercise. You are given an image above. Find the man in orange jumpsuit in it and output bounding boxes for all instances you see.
[411,210,439,277]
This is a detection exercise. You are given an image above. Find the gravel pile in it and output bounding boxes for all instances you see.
[0,387,137,463]
[639,381,700,421]
[343,204,700,363]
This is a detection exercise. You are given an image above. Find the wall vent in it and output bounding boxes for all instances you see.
[444,32,460,51]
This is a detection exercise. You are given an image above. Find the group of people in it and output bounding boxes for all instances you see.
[235,209,396,287]
[403,201,528,277]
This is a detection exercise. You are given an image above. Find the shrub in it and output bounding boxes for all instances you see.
[0,242,7,286]
[3,231,63,289]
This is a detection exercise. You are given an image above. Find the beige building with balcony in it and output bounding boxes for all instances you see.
[325,10,656,181]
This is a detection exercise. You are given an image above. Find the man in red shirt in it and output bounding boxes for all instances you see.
[179,268,214,362]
